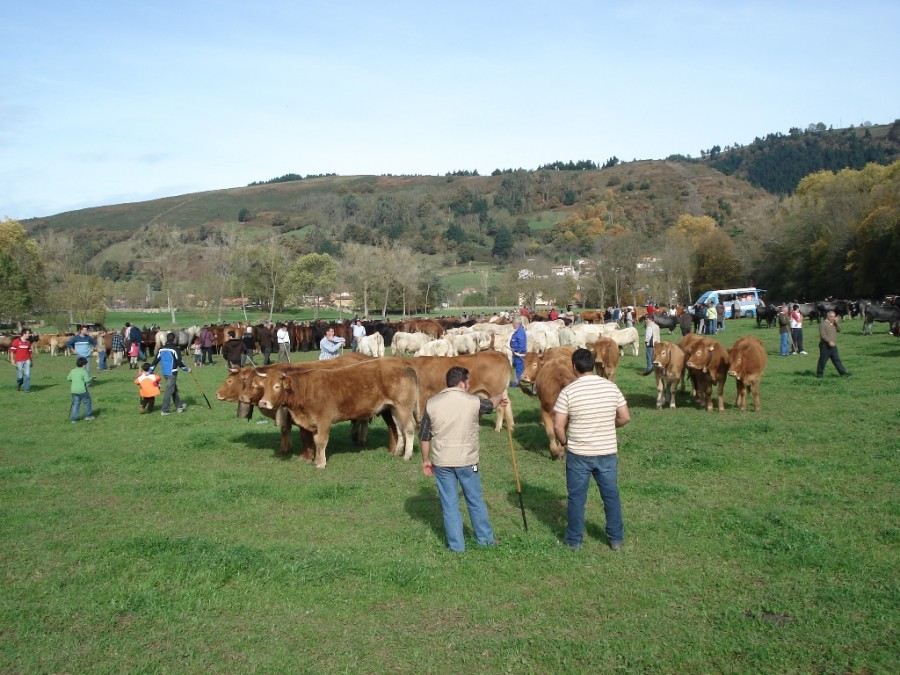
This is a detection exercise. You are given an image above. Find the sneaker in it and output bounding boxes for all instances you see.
[609,541,623,552]
[16,382,22,391]
[84,416,94,421]
[841,372,852,377]
[71,420,77,424]
[800,351,808,355]
[160,411,171,416]
[176,405,186,413]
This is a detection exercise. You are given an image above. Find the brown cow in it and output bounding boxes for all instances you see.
[580,310,603,324]
[257,357,419,469]
[591,337,619,382]
[727,336,768,412]
[678,333,704,395]
[407,351,513,432]
[520,346,577,385]
[685,337,730,412]
[216,354,371,458]
[651,341,684,409]
[532,356,577,459]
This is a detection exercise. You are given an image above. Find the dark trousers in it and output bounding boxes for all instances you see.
[261,346,272,365]
[161,374,181,412]
[140,396,157,413]
[202,346,215,365]
[817,341,847,377]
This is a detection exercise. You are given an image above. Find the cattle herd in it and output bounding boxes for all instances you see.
[2,297,896,467]
[754,296,900,335]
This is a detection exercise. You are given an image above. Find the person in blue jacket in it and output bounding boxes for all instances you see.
[148,332,191,416]
[509,316,527,387]
[65,326,98,375]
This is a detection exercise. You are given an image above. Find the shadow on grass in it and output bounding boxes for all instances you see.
[504,481,620,545]
[234,421,393,462]
[505,482,564,540]
[404,485,449,543]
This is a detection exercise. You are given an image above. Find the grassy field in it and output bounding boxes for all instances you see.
[1,320,897,673]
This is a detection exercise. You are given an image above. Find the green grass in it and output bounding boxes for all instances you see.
[2,320,898,672]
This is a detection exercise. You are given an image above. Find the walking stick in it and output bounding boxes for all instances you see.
[188,369,213,409]
[504,410,528,532]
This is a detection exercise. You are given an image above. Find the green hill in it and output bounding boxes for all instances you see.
[23,161,775,271]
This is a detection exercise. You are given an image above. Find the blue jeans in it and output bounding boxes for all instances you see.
[565,452,624,548]
[645,344,654,373]
[780,332,790,356]
[15,359,31,392]
[433,465,495,552]
[98,350,107,370]
[71,392,92,421]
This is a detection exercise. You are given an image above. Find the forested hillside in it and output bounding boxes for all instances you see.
[698,120,900,195]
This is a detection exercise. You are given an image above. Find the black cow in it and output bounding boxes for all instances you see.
[793,302,820,322]
[755,303,779,329]
[816,299,851,320]
[642,313,678,333]
[863,304,900,335]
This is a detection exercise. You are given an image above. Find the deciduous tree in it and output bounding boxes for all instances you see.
[0,218,46,323]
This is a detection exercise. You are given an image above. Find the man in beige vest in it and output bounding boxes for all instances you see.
[420,366,508,552]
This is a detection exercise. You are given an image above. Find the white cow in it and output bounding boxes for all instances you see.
[358,332,385,358]
[571,323,608,347]
[607,326,640,356]
[415,338,458,357]
[471,322,515,336]
[448,332,478,355]
[391,331,431,356]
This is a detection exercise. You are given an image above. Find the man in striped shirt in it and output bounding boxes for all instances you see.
[553,348,631,551]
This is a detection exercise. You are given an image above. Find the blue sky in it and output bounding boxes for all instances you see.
[2,0,898,219]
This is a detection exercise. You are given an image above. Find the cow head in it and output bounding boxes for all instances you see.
[258,371,290,410]
[216,367,249,401]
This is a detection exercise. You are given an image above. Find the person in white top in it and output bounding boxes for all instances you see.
[351,319,367,352]
[277,324,291,362]
[789,304,807,354]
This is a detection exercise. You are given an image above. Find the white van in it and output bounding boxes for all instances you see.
[694,288,767,318]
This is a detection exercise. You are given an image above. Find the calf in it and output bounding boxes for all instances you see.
[727,336,768,412]
[257,358,419,469]
[651,341,684,409]
[685,336,730,412]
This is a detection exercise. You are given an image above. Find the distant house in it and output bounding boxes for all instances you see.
[551,264,577,277]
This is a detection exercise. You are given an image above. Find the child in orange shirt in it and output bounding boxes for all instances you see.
[135,362,162,413]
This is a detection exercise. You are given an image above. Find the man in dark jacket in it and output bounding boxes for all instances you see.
[678,310,693,336]
[221,331,246,369]
[256,322,275,365]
